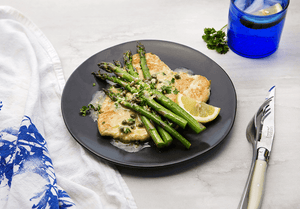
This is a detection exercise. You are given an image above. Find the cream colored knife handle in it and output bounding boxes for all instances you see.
[247,159,267,209]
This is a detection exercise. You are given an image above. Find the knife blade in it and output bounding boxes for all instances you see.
[247,86,275,209]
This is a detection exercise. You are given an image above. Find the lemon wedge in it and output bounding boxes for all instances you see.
[176,93,220,123]
[252,3,283,16]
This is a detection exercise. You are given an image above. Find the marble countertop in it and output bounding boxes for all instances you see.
[2,0,299,208]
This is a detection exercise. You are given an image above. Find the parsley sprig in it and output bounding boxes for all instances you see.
[202,24,229,54]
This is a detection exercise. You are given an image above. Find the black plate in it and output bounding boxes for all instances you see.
[61,40,237,168]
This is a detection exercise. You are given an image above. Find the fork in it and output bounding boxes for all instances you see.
[237,97,273,209]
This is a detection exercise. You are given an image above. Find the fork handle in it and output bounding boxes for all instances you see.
[247,148,269,209]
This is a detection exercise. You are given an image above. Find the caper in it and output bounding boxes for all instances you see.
[130,125,135,129]
[175,74,181,79]
[120,90,127,97]
[130,113,137,118]
[121,120,127,125]
[137,123,144,127]
[151,78,157,84]
[119,126,124,132]
[151,74,157,78]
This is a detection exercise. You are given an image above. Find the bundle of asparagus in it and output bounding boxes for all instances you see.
[92,43,206,149]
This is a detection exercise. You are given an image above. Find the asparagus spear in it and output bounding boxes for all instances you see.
[103,89,191,149]
[92,72,188,129]
[98,62,205,134]
[98,62,140,83]
[140,116,166,148]
[113,60,123,68]
[123,51,140,78]
[137,43,151,80]
[153,91,206,133]
[113,59,169,148]
[136,43,206,133]
[123,52,173,147]
[152,112,173,146]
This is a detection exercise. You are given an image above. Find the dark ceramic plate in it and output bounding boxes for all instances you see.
[61,40,237,168]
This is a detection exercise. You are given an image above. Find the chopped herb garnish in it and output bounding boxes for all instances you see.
[98,104,102,112]
[171,78,175,84]
[150,83,156,89]
[80,103,102,116]
[173,88,180,95]
[102,121,105,124]
[128,118,135,122]
[161,85,172,94]
[140,99,147,106]
[162,72,166,76]
[114,102,119,109]
[80,106,90,116]
[93,83,96,86]
[138,86,145,97]
[88,104,95,110]
[123,127,131,134]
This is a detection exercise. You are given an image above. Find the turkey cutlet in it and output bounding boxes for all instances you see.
[97,87,149,142]
[97,53,211,142]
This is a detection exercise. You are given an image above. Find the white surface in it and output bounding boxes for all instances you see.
[1,0,299,208]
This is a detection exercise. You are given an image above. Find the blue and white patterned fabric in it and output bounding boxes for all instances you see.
[0,6,137,209]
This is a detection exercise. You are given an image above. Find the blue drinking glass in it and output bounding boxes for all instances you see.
[227,0,290,58]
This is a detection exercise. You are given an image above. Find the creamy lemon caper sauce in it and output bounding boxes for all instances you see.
[110,140,151,153]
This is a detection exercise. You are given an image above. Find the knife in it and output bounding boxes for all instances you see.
[247,86,275,209]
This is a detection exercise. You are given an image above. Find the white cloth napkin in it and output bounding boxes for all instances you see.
[0,6,137,209]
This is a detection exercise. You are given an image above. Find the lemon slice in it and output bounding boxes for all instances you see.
[252,3,283,16]
[176,93,220,123]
